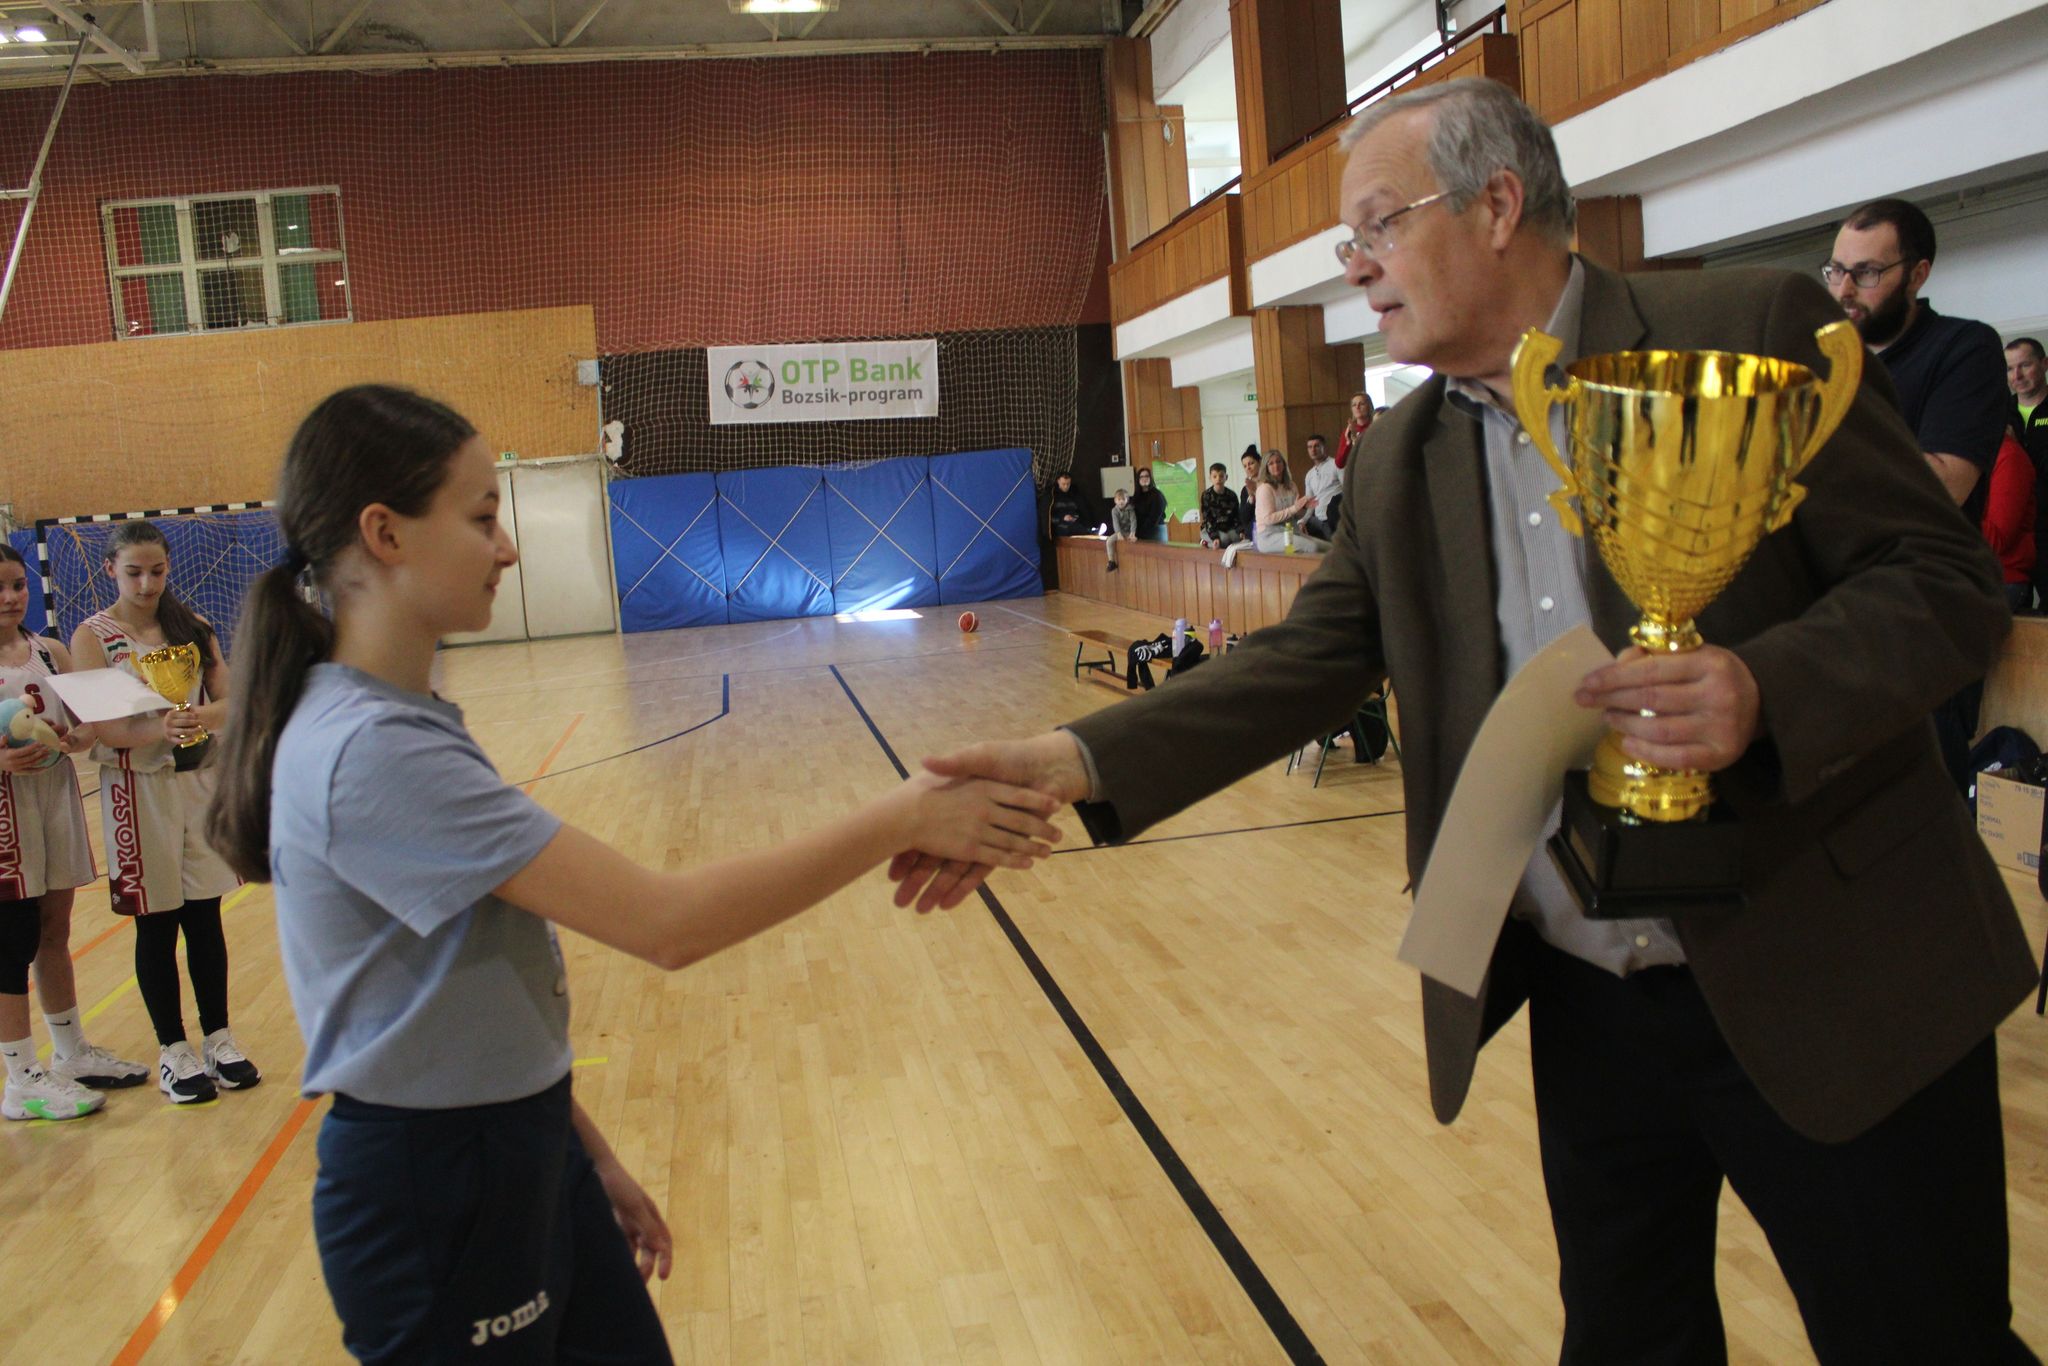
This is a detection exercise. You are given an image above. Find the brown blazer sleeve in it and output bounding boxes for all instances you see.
[1064,478,1390,842]
[1727,271,2010,806]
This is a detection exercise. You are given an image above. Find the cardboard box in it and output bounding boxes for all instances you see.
[1976,771,2045,874]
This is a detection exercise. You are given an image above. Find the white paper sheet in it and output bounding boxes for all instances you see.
[1398,626,1616,998]
[42,668,174,725]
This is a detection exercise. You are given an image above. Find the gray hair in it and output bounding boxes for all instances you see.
[1338,77,1575,243]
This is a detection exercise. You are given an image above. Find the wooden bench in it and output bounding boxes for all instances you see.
[1071,627,1193,692]
[1071,628,1122,679]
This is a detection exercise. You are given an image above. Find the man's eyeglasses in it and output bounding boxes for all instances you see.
[1335,190,1450,267]
[1819,259,1909,290]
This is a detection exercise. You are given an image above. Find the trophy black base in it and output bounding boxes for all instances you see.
[1548,772,1746,919]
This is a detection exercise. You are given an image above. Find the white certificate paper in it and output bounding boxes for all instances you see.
[1398,626,1616,998]
[42,668,174,725]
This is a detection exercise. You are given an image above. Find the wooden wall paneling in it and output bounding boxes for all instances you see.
[1253,305,1363,480]
[1620,0,1670,79]
[1230,0,1347,177]
[1576,0,1623,97]
[1104,39,1192,257]
[1124,358,1204,474]
[0,306,599,521]
[1108,195,1245,325]
[1242,125,1345,261]
[1537,6,1581,116]
[1666,0,1718,49]
[1521,0,1829,123]
[1229,0,1271,173]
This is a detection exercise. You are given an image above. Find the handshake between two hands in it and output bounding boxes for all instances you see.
[888,731,1093,914]
[884,643,1763,914]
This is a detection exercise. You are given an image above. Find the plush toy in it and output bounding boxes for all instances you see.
[0,696,64,770]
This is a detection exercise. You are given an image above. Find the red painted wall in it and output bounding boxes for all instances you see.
[0,52,1108,353]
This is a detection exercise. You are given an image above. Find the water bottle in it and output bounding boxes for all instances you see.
[1172,618,1188,657]
[1284,523,1295,553]
[1207,618,1223,652]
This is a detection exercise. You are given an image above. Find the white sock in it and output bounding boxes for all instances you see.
[0,1035,35,1083]
[43,1011,84,1060]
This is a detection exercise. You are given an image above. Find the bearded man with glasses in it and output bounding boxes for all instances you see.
[1827,198,2011,793]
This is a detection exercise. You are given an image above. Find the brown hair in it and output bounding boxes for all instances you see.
[207,385,476,881]
[103,522,218,671]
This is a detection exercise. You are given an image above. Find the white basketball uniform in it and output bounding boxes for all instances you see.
[81,612,239,917]
[0,634,96,902]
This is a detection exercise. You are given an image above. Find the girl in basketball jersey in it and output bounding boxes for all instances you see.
[0,545,148,1120]
[70,523,260,1104]
[205,385,1062,1365]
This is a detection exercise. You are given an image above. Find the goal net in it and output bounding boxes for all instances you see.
[38,504,283,661]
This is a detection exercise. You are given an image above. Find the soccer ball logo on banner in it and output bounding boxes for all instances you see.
[723,360,776,409]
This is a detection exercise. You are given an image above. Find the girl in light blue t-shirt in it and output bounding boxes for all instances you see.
[205,385,1064,1364]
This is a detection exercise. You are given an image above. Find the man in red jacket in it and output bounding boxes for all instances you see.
[1982,425,2037,613]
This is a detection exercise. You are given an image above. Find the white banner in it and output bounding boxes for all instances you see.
[708,340,939,425]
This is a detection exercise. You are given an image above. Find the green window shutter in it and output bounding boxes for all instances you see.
[145,273,188,332]
[279,262,318,323]
[138,204,180,266]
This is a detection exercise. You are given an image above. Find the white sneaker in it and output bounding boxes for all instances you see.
[202,1029,261,1090]
[158,1042,218,1104]
[3,1065,106,1121]
[48,1042,149,1090]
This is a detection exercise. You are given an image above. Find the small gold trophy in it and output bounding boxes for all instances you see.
[134,642,210,770]
[1509,321,1861,916]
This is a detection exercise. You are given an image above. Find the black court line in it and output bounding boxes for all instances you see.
[827,663,1325,1366]
[528,674,730,783]
[1049,806,1405,855]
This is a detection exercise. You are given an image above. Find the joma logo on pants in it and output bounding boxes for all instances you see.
[470,1290,550,1346]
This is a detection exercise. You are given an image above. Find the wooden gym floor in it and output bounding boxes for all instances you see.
[3,590,2044,1365]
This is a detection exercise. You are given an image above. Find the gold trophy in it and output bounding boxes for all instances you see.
[1509,322,1862,916]
[134,642,210,771]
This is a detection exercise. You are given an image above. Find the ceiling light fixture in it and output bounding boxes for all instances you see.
[16,26,47,42]
[728,0,838,14]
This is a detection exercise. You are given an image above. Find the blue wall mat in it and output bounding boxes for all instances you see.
[716,466,835,623]
[823,456,939,613]
[609,473,728,631]
[6,530,43,638]
[929,447,1042,605]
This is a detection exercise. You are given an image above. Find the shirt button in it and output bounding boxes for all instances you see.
[1527,511,1543,527]
[1539,595,1555,612]
[1517,431,1532,446]
[1634,935,1651,949]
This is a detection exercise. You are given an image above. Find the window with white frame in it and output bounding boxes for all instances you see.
[101,188,351,339]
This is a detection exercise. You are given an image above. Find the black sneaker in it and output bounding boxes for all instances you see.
[202,1029,262,1090]
[159,1042,219,1104]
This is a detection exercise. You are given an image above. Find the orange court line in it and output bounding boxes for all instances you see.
[523,712,584,794]
[71,917,127,960]
[106,716,578,1364]
[112,1096,323,1366]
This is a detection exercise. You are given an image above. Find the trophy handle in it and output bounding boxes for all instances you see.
[1509,328,1583,536]
[1792,320,1863,475]
[1765,320,1862,533]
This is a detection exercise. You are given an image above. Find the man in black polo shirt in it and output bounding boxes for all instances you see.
[1828,198,2010,790]
[2010,336,2048,610]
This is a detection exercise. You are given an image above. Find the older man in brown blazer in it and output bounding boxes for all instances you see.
[901,79,2038,1362]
